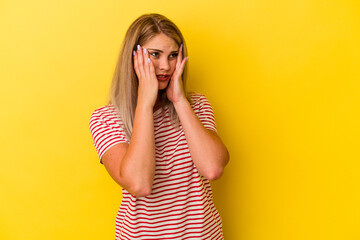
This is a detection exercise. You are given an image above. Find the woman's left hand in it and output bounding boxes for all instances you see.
[166,44,188,103]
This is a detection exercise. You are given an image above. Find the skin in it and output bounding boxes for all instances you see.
[134,33,188,111]
[101,33,229,197]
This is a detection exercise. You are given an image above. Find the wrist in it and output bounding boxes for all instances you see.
[173,97,190,110]
[137,93,157,108]
[136,101,154,113]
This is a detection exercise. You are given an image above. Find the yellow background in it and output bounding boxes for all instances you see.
[1,0,359,239]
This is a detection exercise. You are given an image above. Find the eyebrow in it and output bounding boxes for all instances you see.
[147,48,178,53]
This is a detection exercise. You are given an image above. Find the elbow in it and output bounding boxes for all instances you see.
[132,188,152,197]
[119,163,154,197]
[203,153,229,181]
[128,183,153,197]
[119,172,153,197]
[204,167,224,181]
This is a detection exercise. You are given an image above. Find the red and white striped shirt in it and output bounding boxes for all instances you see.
[89,93,224,239]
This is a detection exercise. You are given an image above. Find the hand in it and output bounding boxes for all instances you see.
[133,45,158,109]
[166,44,189,104]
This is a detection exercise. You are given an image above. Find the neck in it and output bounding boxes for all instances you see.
[153,91,163,112]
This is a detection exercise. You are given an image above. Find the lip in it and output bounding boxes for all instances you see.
[156,74,170,81]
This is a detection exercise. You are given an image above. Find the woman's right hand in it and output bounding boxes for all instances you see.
[133,45,158,109]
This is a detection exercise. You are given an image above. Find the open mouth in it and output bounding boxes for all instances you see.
[156,75,170,81]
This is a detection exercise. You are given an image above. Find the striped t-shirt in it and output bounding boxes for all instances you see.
[89,93,223,239]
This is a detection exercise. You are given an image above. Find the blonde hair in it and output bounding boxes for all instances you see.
[108,13,190,140]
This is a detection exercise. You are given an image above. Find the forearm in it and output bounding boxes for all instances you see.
[120,104,156,196]
[174,98,229,180]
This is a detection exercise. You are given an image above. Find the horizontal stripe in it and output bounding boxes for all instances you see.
[89,93,223,239]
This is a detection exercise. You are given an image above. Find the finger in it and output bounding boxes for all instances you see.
[177,56,188,76]
[149,58,155,77]
[136,45,145,78]
[176,44,183,69]
[142,47,151,80]
[133,50,141,78]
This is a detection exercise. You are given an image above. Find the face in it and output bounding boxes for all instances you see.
[142,33,179,90]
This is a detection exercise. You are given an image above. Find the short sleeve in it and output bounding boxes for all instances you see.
[196,94,218,133]
[89,107,128,164]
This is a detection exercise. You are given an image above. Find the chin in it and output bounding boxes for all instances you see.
[158,81,169,90]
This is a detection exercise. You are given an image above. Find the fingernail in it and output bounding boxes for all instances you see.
[144,48,147,54]
[137,45,140,50]
[148,58,151,63]
[180,44,183,51]
[186,56,189,61]
[133,50,136,56]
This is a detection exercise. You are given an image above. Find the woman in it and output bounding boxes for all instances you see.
[89,13,229,239]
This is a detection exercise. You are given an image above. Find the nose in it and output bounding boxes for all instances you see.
[158,57,171,71]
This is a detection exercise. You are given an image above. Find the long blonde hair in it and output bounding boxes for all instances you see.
[108,13,190,140]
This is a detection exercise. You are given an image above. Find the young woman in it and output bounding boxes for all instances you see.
[89,13,229,239]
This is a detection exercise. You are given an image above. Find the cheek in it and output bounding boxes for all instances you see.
[151,61,160,70]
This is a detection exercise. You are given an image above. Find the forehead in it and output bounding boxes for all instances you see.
[143,33,178,51]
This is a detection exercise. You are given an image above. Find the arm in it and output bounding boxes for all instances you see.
[101,105,155,197]
[166,45,229,181]
[101,46,158,197]
[173,98,229,180]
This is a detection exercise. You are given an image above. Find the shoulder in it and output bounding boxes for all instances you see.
[188,92,209,104]
[89,104,122,126]
[188,92,213,108]
[91,104,117,116]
